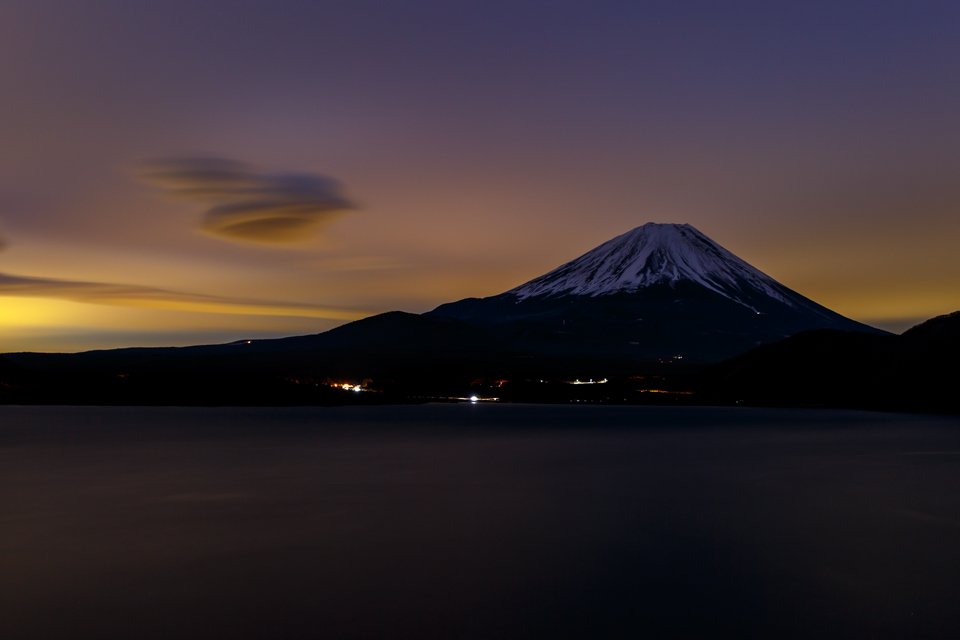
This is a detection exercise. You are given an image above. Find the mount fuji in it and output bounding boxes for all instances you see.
[4,223,889,393]
[428,223,885,363]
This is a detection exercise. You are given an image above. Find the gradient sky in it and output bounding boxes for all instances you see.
[2,1,959,351]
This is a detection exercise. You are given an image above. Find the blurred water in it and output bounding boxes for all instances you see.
[1,404,959,639]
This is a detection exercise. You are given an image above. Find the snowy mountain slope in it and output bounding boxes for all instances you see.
[512,224,772,296]
[428,223,886,363]
[510,223,828,317]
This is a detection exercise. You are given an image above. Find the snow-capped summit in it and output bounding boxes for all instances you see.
[510,223,788,310]
[428,222,886,363]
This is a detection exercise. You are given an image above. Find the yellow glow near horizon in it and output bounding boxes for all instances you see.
[0,297,103,328]
[0,296,354,353]
[78,295,368,321]
[784,282,960,326]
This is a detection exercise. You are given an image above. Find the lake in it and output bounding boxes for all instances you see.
[1,404,959,639]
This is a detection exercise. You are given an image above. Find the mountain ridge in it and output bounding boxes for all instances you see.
[429,223,884,363]
[511,223,792,311]
[3,223,894,397]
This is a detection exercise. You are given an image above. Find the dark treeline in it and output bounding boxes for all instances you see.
[2,311,958,414]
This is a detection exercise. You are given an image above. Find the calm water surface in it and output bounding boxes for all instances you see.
[1,404,959,639]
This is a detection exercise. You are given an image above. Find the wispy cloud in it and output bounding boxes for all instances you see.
[0,271,367,320]
[137,157,356,244]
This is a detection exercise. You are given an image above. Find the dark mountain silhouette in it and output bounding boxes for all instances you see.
[0,355,30,384]
[5,312,507,378]
[706,311,960,413]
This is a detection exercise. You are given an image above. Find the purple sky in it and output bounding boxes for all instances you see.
[1,1,959,350]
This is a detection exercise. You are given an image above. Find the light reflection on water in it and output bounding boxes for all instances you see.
[1,405,959,639]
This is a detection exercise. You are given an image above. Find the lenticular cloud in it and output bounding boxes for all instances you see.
[138,157,356,244]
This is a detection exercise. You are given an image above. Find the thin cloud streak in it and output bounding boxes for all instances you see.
[0,271,367,320]
[137,157,356,244]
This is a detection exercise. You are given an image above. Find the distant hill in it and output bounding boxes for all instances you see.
[4,312,510,379]
[706,311,960,413]
[2,311,957,411]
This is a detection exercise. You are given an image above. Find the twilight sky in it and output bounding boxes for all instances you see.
[1,1,959,351]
